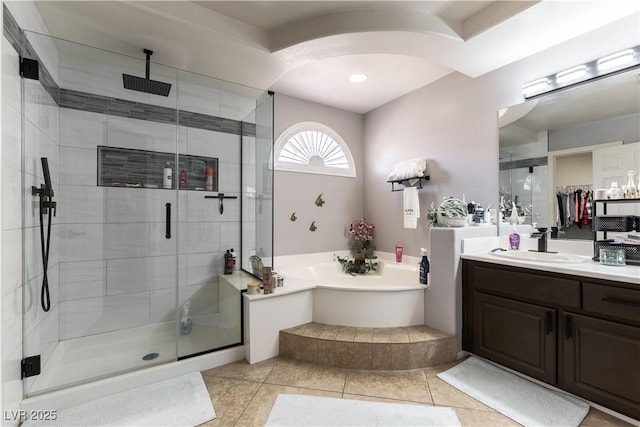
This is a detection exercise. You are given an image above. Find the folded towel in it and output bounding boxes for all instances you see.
[388,158,427,181]
[404,187,420,229]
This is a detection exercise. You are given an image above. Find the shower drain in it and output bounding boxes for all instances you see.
[142,352,159,361]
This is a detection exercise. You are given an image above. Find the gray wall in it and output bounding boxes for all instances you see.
[362,14,638,257]
[274,94,364,256]
[549,113,640,151]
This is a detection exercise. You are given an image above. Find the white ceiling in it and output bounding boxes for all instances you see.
[33,1,640,114]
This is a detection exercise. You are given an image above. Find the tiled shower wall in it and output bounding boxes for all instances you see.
[57,108,241,339]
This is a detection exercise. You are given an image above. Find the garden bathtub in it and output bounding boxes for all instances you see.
[277,259,427,328]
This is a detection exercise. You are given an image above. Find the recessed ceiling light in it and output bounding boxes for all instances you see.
[349,73,368,83]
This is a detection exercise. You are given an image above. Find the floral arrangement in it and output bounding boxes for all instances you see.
[335,218,378,275]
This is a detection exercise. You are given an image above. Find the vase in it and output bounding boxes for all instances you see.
[437,212,467,227]
[354,253,366,273]
[625,170,637,199]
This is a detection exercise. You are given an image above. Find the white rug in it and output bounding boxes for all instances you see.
[24,372,216,426]
[437,357,589,427]
[265,394,461,426]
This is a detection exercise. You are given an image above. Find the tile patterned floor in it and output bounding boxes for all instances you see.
[199,357,635,427]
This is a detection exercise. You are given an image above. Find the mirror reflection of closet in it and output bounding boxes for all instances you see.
[549,141,640,240]
[550,150,594,240]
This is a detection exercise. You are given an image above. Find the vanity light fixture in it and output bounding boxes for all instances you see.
[555,65,588,85]
[349,73,368,83]
[522,45,640,99]
[522,78,550,97]
[597,49,635,71]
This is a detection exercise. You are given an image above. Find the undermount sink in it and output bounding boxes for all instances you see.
[490,250,588,264]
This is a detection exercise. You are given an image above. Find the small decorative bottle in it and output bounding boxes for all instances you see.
[624,170,637,199]
[179,169,188,190]
[163,162,172,189]
[607,182,623,199]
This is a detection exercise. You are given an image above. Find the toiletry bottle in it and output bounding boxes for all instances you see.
[419,248,429,285]
[395,244,403,263]
[205,167,213,191]
[625,170,637,199]
[180,301,192,335]
[224,249,235,274]
[163,162,172,189]
[179,169,187,189]
[509,227,520,250]
[262,266,272,294]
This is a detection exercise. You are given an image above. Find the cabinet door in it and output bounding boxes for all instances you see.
[562,313,640,420]
[472,292,556,384]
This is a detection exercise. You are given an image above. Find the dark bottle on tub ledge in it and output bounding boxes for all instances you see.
[419,248,430,285]
[224,249,235,274]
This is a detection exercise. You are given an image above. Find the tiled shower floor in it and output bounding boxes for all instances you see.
[198,357,634,427]
[28,315,236,395]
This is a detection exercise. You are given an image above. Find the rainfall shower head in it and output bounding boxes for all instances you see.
[123,49,172,97]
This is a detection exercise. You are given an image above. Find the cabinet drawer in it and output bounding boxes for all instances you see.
[473,265,580,308]
[583,283,640,324]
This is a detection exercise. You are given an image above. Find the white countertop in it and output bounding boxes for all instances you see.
[219,271,317,300]
[461,251,640,285]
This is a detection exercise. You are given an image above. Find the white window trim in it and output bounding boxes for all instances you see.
[274,122,356,177]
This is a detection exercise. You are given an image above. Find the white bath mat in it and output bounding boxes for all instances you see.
[437,357,589,427]
[265,394,461,426]
[23,372,215,426]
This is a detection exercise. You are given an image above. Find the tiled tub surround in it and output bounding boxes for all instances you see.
[280,323,457,370]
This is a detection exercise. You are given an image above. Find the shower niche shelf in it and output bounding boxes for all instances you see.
[98,146,218,191]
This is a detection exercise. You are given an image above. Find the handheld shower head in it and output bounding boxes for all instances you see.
[41,157,53,197]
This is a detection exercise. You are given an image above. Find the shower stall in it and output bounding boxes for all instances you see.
[17,29,273,397]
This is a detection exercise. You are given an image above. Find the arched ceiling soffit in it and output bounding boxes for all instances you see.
[268,8,463,53]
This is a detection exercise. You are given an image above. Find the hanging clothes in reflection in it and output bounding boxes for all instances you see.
[555,185,592,228]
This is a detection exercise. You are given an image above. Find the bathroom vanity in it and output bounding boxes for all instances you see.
[461,256,640,420]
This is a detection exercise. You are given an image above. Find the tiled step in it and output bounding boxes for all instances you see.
[279,322,457,370]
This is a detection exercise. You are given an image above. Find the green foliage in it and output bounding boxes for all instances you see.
[334,254,379,275]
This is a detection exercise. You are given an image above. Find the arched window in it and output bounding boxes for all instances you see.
[274,122,356,177]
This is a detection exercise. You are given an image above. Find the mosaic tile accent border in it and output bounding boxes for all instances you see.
[3,5,257,137]
[499,156,548,171]
[3,3,22,54]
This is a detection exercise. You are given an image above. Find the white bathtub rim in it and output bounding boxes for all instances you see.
[314,282,429,292]
[275,253,424,290]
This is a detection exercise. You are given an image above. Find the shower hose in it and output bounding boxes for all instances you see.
[39,195,53,312]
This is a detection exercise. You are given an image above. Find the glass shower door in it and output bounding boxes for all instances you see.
[22,32,180,396]
[175,71,262,358]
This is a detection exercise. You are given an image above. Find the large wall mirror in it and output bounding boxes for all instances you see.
[498,69,640,239]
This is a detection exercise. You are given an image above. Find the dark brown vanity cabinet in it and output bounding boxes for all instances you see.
[562,313,640,420]
[472,293,557,384]
[462,260,640,420]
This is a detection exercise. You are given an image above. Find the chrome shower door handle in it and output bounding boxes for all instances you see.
[165,203,171,239]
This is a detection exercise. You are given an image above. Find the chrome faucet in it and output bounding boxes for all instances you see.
[530,227,557,253]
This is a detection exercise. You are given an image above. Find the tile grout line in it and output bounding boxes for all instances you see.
[230,361,278,427]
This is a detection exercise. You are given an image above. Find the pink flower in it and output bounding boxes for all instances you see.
[348,218,375,242]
